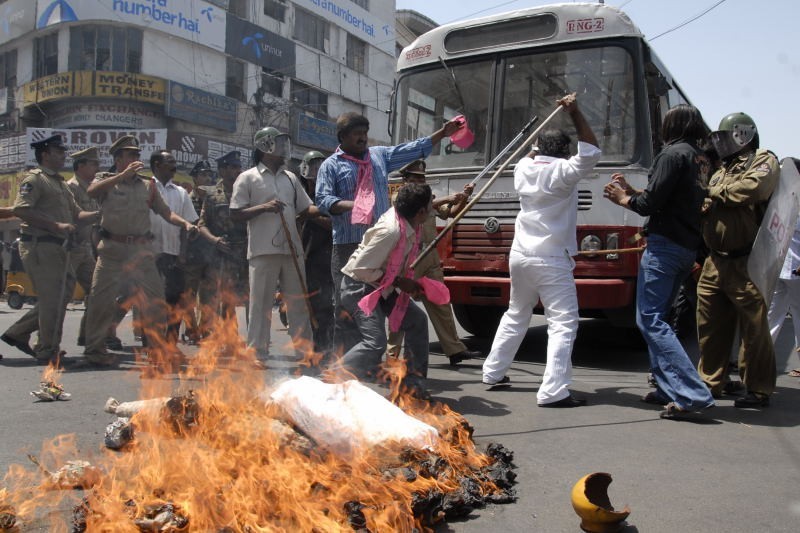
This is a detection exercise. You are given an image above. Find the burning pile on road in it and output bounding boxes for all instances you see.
[1,338,516,531]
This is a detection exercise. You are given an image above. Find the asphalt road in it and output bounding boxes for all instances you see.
[1,300,799,532]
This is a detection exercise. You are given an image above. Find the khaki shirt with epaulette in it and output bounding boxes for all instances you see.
[67,177,99,244]
[703,149,780,253]
[92,172,170,236]
[14,166,81,238]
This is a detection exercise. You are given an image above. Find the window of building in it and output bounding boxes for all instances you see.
[264,0,286,22]
[294,8,328,52]
[350,0,369,9]
[33,33,59,78]
[226,58,246,101]
[291,80,328,117]
[68,26,142,73]
[0,50,17,88]
[261,67,284,97]
[229,0,248,18]
[346,33,367,74]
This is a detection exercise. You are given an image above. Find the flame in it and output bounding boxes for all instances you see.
[2,301,512,531]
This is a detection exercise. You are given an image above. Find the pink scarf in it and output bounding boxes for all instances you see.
[358,211,450,332]
[339,148,374,225]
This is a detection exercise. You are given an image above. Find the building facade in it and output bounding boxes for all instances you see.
[0,0,398,210]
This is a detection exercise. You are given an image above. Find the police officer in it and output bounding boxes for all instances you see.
[199,151,248,326]
[1,135,97,363]
[67,147,101,348]
[83,135,198,367]
[386,159,482,365]
[299,150,335,357]
[697,112,780,408]
[181,159,216,342]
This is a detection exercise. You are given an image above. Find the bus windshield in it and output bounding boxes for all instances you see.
[394,44,637,169]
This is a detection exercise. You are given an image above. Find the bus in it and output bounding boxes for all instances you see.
[391,2,697,337]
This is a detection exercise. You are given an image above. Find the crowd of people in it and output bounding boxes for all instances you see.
[0,95,796,412]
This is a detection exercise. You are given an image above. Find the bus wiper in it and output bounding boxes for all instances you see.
[438,56,466,114]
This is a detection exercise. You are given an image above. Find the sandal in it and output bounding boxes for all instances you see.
[788,368,800,377]
[659,402,709,421]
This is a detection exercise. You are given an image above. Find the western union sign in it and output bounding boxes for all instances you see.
[23,71,166,106]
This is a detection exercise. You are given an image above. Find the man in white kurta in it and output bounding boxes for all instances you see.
[482,95,601,407]
[230,130,315,359]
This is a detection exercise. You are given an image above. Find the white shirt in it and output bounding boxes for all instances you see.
[149,179,198,255]
[230,163,312,259]
[511,141,602,257]
[341,207,416,297]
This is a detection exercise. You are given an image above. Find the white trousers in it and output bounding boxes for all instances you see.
[482,251,578,404]
[767,277,800,349]
[248,254,312,357]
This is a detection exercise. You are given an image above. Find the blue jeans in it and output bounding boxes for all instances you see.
[637,234,714,410]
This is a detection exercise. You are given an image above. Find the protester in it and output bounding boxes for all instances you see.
[337,182,435,399]
[767,158,800,377]
[386,159,482,365]
[604,104,715,419]
[697,112,780,408]
[315,112,465,353]
[1,135,97,363]
[230,128,319,360]
[481,94,601,407]
[83,136,197,368]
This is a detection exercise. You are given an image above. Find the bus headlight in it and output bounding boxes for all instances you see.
[580,234,602,257]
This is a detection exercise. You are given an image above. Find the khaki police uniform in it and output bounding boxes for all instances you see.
[5,166,81,360]
[697,149,780,397]
[84,172,170,358]
[65,172,99,342]
[199,185,249,322]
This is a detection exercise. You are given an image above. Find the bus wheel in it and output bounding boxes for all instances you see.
[7,291,23,310]
[453,304,506,338]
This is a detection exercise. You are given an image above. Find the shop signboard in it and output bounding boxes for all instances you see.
[166,81,238,133]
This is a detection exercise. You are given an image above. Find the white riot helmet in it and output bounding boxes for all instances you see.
[253,127,292,159]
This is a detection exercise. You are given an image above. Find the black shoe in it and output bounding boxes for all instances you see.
[539,394,587,408]
[733,392,769,408]
[105,337,123,351]
[77,336,85,347]
[483,376,511,390]
[1,333,36,357]
[448,349,482,366]
[723,380,745,396]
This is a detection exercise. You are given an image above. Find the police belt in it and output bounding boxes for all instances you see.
[710,246,752,259]
[99,228,154,245]
[18,234,65,245]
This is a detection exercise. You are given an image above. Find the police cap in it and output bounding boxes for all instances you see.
[190,159,213,176]
[398,159,426,177]
[70,146,100,162]
[216,151,242,168]
[30,134,66,151]
[108,135,140,156]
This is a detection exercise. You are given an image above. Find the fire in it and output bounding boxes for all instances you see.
[2,309,515,531]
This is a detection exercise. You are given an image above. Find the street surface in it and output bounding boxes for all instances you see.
[1,300,799,532]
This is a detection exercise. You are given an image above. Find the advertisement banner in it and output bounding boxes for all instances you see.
[47,101,165,129]
[167,130,253,171]
[0,134,27,171]
[166,81,238,133]
[26,127,167,169]
[295,114,337,152]
[294,0,394,56]
[23,71,166,106]
[0,0,37,47]
[36,0,226,51]
[225,16,296,76]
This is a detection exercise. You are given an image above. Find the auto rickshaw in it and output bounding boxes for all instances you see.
[3,239,85,309]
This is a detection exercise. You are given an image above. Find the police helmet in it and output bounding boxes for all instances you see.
[300,150,325,178]
[710,112,758,159]
[253,127,291,157]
